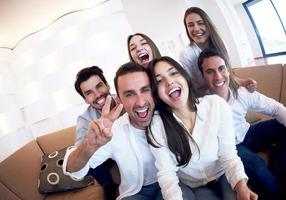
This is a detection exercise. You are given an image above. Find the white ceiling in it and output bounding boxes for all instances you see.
[0,0,245,49]
[0,0,108,49]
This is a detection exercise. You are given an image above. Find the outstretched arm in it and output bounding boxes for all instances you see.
[66,95,123,173]
[235,76,257,93]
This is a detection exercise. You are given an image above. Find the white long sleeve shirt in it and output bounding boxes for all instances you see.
[228,87,286,144]
[63,113,158,200]
[149,95,247,200]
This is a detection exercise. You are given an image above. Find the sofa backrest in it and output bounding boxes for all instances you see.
[281,64,286,106]
[36,126,76,155]
[0,140,45,200]
[233,63,283,104]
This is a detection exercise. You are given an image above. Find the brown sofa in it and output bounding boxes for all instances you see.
[0,127,106,200]
[233,63,286,162]
[233,63,286,121]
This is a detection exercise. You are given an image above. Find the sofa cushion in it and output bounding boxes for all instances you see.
[281,64,286,106]
[38,147,94,194]
[37,126,76,155]
[0,140,45,200]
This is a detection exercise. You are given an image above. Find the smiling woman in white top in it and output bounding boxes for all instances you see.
[146,56,257,200]
[179,7,256,97]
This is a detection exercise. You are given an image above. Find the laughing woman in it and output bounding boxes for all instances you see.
[179,7,256,97]
[127,33,161,68]
[146,56,257,200]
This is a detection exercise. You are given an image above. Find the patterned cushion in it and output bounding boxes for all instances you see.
[38,147,94,194]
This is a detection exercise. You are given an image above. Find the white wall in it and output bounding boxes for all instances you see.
[0,0,263,161]
[0,0,133,161]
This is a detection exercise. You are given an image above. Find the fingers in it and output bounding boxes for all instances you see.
[87,121,100,145]
[102,95,112,117]
[94,118,113,139]
[110,103,124,122]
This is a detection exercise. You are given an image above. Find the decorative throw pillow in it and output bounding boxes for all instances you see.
[38,146,94,194]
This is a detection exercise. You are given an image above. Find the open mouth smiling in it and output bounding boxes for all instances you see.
[168,87,181,99]
[138,52,149,63]
[135,107,149,119]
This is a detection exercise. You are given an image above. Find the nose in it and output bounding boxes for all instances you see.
[214,71,222,79]
[166,77,174,87]
[193,23,200,31]
[135,94,145,106]
[92,90,101,99]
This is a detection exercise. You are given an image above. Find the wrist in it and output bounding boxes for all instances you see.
[234,179,247,192]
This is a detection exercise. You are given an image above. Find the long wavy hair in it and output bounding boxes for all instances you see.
[147,56,199,166]
[183,7,229,64]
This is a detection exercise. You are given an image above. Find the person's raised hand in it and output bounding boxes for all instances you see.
[243,79,257,93]
[102,95,123,122]
[85,95,123,152]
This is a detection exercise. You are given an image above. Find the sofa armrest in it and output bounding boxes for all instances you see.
[0,141,44,200]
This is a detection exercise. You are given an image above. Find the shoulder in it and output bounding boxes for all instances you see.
[179,44,194,57]
[199,94,226,105]
[78,106,100,121]
[112,113,131,135]
[198,95,230,112]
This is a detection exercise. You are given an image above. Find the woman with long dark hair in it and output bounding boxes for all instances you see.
[147,56,257,200]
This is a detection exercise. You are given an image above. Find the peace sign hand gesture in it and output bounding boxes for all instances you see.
[86,95,123,151]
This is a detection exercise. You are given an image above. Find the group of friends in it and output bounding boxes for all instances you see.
[62,7,286,200]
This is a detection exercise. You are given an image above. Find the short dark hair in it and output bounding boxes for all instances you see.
[198,48,239,98]
[127,33,161,62]
[114,62,146,97]
[74,66,108,98]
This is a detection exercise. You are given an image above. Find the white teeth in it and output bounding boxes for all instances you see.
[193,33,203,37]
[136,108,148,113]
[96,97,105,104]
[214,81,224,87]
[138,52,148,58]
[168,87,180,95]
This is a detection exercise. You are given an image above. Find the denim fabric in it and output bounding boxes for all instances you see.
[88,159,114,186]
[121,182,162,200]
[238,119,286,200]
[192,175,236,200]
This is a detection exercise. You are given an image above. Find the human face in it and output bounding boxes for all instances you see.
[117,72,155,129]
[185,13,209,49]
[154,61,189,112]
[201,56,230,100]
[129,35,153,68]
[80,75,110,110]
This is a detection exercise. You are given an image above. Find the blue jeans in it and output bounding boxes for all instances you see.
[88,159,115,186]
[190,175,236,200]
[237,119,286,200]
[122,181,196,200]
[121,182,162,200]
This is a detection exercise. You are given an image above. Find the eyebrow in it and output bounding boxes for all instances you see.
[155,66,175,78]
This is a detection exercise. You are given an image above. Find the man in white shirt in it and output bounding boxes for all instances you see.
[64,63,160,199]
[198,48,286,200]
